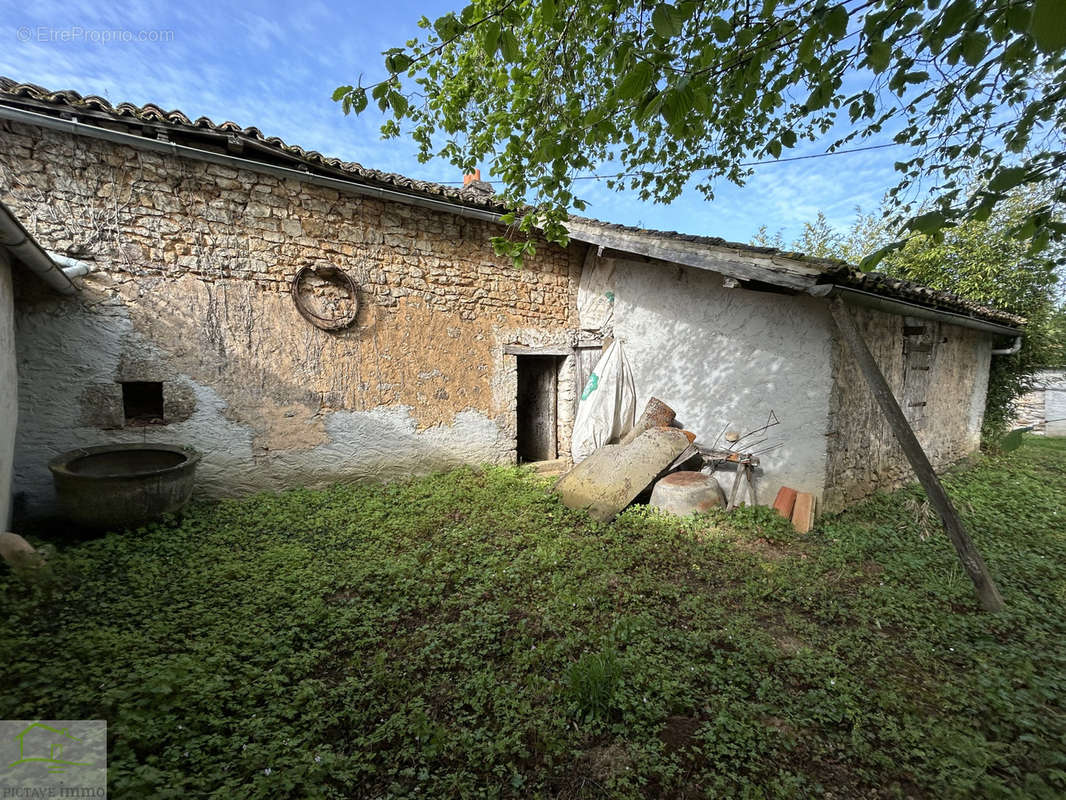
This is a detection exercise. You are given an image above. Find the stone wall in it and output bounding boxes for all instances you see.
[823,305,991,513]
[0,121,581,515]
[0,249,15,527]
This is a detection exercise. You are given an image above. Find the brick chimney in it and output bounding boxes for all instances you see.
[460,168,494,198]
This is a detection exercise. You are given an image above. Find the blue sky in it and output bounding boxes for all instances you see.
[0,0,909,244]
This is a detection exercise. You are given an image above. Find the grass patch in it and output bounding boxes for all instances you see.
[3,438,1066,798]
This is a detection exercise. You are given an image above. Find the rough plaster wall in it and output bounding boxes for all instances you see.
[823,306,990,513]
[0,251,14,528]
[611,259,835,508]
[0,122,582,515]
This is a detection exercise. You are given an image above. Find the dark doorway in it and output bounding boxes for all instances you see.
[516,356,561,462]
[121,381,164,425]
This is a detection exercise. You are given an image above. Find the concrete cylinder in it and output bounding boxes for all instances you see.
[649,471,726,516]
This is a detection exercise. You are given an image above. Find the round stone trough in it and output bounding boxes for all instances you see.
[48,444,201,529]
[649,471,726,516]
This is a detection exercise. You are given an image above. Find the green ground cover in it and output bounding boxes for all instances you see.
[2,438,1065,798]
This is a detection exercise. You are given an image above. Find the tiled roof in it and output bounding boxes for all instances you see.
[0,76,509,214]
[571,216,1025,328]
[816,265,1025,327]
[0,77,1024,329]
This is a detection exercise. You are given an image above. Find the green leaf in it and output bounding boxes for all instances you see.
[780,129,797,148]
[988,166,1028,192]
[1030,0,1066,53]
[767,139,782,159]
[481,21,501,55]
[350,88,368,113]
[616,61,655,100]
[500,30,520,61]
[388,91,409,116]
[1005,4,1032,33]
[636,90,663,122]
[661,83,695,126]
[866,40,892,72]
[940,0,975,36]
[961,31,990,66]
[651,3,684,37]
[858,241,902,271]
[691,85,711,114]
[908,211,946,234]
[806,83,831,111]
[385,53,414,73]
[433,12,463,41]
[823,4,849,39]
[710,16,732,42]
[332,85,353,102]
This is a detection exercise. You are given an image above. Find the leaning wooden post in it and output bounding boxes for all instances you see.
[828,298,1005,612]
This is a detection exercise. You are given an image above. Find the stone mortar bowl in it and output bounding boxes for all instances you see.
[48,444,201,529]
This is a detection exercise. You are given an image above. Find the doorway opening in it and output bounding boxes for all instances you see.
[516,355,562,462]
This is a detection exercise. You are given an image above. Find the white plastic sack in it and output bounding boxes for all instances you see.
[571,340,637,463]
[577,256,616,333]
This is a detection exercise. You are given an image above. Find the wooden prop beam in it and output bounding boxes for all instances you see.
[828,298,1005,612]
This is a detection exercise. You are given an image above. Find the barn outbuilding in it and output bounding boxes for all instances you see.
[0,77,1024,525]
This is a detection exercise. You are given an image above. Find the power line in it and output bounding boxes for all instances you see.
[436,141,903,185]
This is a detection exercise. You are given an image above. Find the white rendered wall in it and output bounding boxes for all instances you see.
[610,259,834,506]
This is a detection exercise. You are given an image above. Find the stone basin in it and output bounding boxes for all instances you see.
[48,444,200,529]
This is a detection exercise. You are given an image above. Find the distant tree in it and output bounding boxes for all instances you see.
[335,0,1066,265]
[749,225,785,251]
[793,212,846,259]
[749,207,886,262]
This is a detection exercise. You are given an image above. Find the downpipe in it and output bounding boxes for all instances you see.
[991,336,1022,356]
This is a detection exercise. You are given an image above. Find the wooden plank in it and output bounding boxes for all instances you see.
[726,468,744,512]
[773,487,797,519]
[574,346,602,413]
[505,344,572,356]
[791,493,814,533]
[828,298,1005,612]
[565,219,819,290]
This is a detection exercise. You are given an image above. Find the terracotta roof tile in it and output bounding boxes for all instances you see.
[0,76,510,215]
